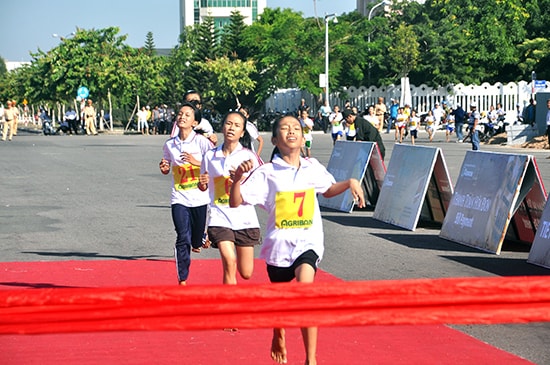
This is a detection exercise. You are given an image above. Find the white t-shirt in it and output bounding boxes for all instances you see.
[329,112,344,134]
[245,122,261,153]
[409,116,420,131]
[240,155,336,267]
[201,144,262,230]
[171,117,213,138]
[300,117,314,142]
[162,131,213,207]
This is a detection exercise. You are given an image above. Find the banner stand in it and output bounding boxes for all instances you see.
[319,141,386,212]
[440,151,547,255]
[373,144,454,231]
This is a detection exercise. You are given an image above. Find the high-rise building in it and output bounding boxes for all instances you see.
[179,0,267,34]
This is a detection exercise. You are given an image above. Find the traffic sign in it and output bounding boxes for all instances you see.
[77,86,89,99]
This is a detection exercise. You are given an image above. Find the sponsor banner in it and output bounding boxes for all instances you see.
[373,144,454,231]
[440,151,546,254]
[319,141,386,212]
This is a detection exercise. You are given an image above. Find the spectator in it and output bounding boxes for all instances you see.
[386,98,399,134]
[451,103,466,142]
[374,96,387,132]
[522,98,536,126]
[342,108,386,160]
[317,99,332,133]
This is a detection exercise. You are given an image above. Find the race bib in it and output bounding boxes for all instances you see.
[173,164,200,191]
[213,175,231,205]
[275,188,315,229]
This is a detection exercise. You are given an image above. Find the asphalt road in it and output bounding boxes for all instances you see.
[1,128,549,364]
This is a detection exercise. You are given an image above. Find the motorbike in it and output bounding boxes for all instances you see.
[479,114,508,142]
[41,112,55,135]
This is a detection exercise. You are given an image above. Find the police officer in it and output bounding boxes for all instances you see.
[83,99,97,135]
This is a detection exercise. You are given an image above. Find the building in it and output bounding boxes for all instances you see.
[5,61,31,72]
[179,0,267,33]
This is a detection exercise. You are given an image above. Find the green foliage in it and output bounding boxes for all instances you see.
[3,1,550,118]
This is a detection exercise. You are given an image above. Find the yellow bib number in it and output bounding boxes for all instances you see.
[173,164,200,191]
[213,175,231,205]
[275,188,315,229]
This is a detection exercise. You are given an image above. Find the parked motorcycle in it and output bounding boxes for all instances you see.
[40,111,55,135]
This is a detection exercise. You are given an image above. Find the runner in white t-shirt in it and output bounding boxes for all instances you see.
[229,115,365,365]
[159,102,214,285]
[199,111,263,286]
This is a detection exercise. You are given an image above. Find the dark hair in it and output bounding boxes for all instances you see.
[183,90,202,104]
[222,111,252,149]
[269,114,303,161]
[180,102,202,125]
[238,105,250,117]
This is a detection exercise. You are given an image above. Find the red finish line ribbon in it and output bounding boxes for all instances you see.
[1,276,549,334]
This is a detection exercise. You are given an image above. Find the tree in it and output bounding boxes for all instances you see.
[387,23,420,79]
[144,31,156,56]
[241,8,319,102]
[220,10,248,60]
[196,56,256,108]
[405,0,528,85]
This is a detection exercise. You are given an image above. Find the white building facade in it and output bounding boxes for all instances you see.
[179,0,267,33]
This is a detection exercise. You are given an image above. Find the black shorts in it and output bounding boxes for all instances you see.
[267,249,319,283]
[207,226,261,248]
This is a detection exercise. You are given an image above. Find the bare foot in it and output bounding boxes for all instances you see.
[179,280,187,286]
[271,328,287,364]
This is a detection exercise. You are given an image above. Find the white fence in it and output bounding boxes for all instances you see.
[265,81,550,119]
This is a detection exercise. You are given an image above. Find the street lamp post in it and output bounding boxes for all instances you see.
[52,32,76,41]
[324,13,338,106]
[367,0,391,85]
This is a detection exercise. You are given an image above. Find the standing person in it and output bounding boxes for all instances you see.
[386,98,399,134]
[65,108,79,135]
[409,109,420,145]
[432,101,446,129]
[2,100,15,141]
[451,103,466,142]
[342,108,386,160]
[297,98,309,117]
[11,100,19,136]
[229,115,365,365]
[137,106,149,135]
[159,102,214,285]
[171,90,218,145]
[468,102,481,150]
[299,109,314,158]
[239,106,264,156]
[364,105,378,127]
[317,99,332,133]
[522,98,536,126]
[83,99,98,135]
[374,96,387,132]
[198,111,262,286]
[546,99,550,148]
[328,105,344,145]
[152,105,161,135]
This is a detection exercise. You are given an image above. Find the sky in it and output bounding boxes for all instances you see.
[0,0,356,62]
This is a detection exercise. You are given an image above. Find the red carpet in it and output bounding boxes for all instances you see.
[0,259,534,364]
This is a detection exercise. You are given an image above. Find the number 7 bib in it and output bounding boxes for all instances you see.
[275,188,315,229]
